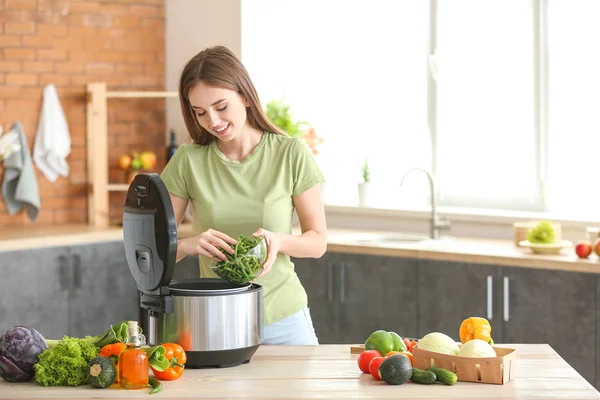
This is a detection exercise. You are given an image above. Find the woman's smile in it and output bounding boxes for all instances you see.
[212,123,230,136]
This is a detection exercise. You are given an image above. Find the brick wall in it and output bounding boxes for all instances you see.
[0,0,166,227]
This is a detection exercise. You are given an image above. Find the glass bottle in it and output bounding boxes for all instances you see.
[118,321,148,389]
[167,129,178,163]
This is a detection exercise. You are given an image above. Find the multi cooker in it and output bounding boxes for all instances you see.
[122,173,263,368]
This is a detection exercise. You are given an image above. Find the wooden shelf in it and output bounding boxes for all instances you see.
[107,184,130,191]
[86,82,175,227]
[107,91,178,99]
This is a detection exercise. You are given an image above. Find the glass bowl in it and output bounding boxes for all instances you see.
[210,236,267,285]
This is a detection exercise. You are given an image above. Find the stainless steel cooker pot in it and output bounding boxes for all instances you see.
[122,174,263,368]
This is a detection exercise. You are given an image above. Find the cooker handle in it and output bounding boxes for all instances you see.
[58,254,69,292]
[339,263,346,304]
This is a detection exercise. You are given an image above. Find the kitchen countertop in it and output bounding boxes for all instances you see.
[0,344,598,399]
[0,224,599,274]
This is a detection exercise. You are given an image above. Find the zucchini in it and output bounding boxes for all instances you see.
[378,354,412,385]
[427,367,458,386]
[410,368,437,384]
[87,356,117,388]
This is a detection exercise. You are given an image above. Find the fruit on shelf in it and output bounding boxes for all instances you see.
[593,238,600,257]
[117,154,132,170]
[139,151,157,170]
[575,241,592,259]
[130,157,142,170]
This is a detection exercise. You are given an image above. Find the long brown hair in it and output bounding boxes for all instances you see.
[179,45,285,145]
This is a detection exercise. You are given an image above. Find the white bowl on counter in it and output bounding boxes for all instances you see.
[519,239,573,255]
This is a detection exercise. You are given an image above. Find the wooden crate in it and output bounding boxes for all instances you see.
[412,345,517,385]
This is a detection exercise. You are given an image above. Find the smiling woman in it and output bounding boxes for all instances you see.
[161,45,328,345]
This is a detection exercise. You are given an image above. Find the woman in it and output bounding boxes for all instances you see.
[161,45,327,345]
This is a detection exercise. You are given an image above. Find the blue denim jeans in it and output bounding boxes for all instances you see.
[263,307,319,345]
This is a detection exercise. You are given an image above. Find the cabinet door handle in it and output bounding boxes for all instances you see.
[73,254,82,290]
[339,263,346,304]
[58,255,69,292]
[486,275,493,320]
[327,262,333,302]
[503,276,510,322]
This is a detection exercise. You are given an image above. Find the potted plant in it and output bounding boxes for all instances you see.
[265,99,308,138]
[358,158,371,207]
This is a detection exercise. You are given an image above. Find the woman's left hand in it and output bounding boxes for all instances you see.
[252,228,284,278]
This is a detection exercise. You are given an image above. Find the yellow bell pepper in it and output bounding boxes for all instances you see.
[459,317,492,344]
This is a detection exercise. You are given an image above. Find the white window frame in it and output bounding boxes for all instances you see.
[429,0,550,213]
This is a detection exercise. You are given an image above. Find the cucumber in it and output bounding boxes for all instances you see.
[410,368,437,385]
[427,367,458,386]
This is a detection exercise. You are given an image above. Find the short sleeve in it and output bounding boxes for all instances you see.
[291,138,325,197]
[160,144,190,199]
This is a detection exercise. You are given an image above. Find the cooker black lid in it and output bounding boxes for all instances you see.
[123,173,178,293]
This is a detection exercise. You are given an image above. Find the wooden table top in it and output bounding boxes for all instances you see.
[0,344,598,399]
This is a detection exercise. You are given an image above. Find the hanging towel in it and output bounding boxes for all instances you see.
[33,83,71,182]
[2,121,41,222]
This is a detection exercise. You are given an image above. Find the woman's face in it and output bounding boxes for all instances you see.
[188,81,250,142]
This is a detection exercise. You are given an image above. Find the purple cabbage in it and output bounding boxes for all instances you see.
[0,326,48,382]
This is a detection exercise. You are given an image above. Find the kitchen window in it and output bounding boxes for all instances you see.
[241,0,599,221]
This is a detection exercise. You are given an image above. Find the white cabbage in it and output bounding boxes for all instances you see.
[457,339,496,357]
[417,332,460,355]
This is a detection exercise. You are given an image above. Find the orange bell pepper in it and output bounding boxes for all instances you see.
[150,343,187,381]
[459,317,492,344]
[99,342,126,382]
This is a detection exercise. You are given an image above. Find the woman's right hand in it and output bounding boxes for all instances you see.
[178,229,237,261]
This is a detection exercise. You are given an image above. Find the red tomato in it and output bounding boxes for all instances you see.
[357,350,381,373]
[368,356,386,380]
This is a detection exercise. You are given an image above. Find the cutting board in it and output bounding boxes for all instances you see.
[350,344,365,354]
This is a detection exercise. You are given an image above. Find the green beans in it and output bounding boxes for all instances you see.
[212,235,266,285]
[149,376,162,394]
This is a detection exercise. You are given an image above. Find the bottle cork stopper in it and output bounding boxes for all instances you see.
[127,320,138,336]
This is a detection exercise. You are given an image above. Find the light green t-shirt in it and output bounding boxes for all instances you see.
[160,132,324,326]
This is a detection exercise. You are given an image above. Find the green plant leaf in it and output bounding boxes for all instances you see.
[265,99,308,138]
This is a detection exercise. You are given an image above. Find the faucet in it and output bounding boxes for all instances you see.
[400,167,451,240]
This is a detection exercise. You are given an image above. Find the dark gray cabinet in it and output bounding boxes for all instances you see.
[597,275,600,391]
[337,254,418,343]
[292,252,340,344]
[501,267,596,387]
[417,259,597,389]
[0,241,139,340]
[0,246,70,340]
[417,259,503,342]
[68,241,139,338]
[293,252,418,345]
